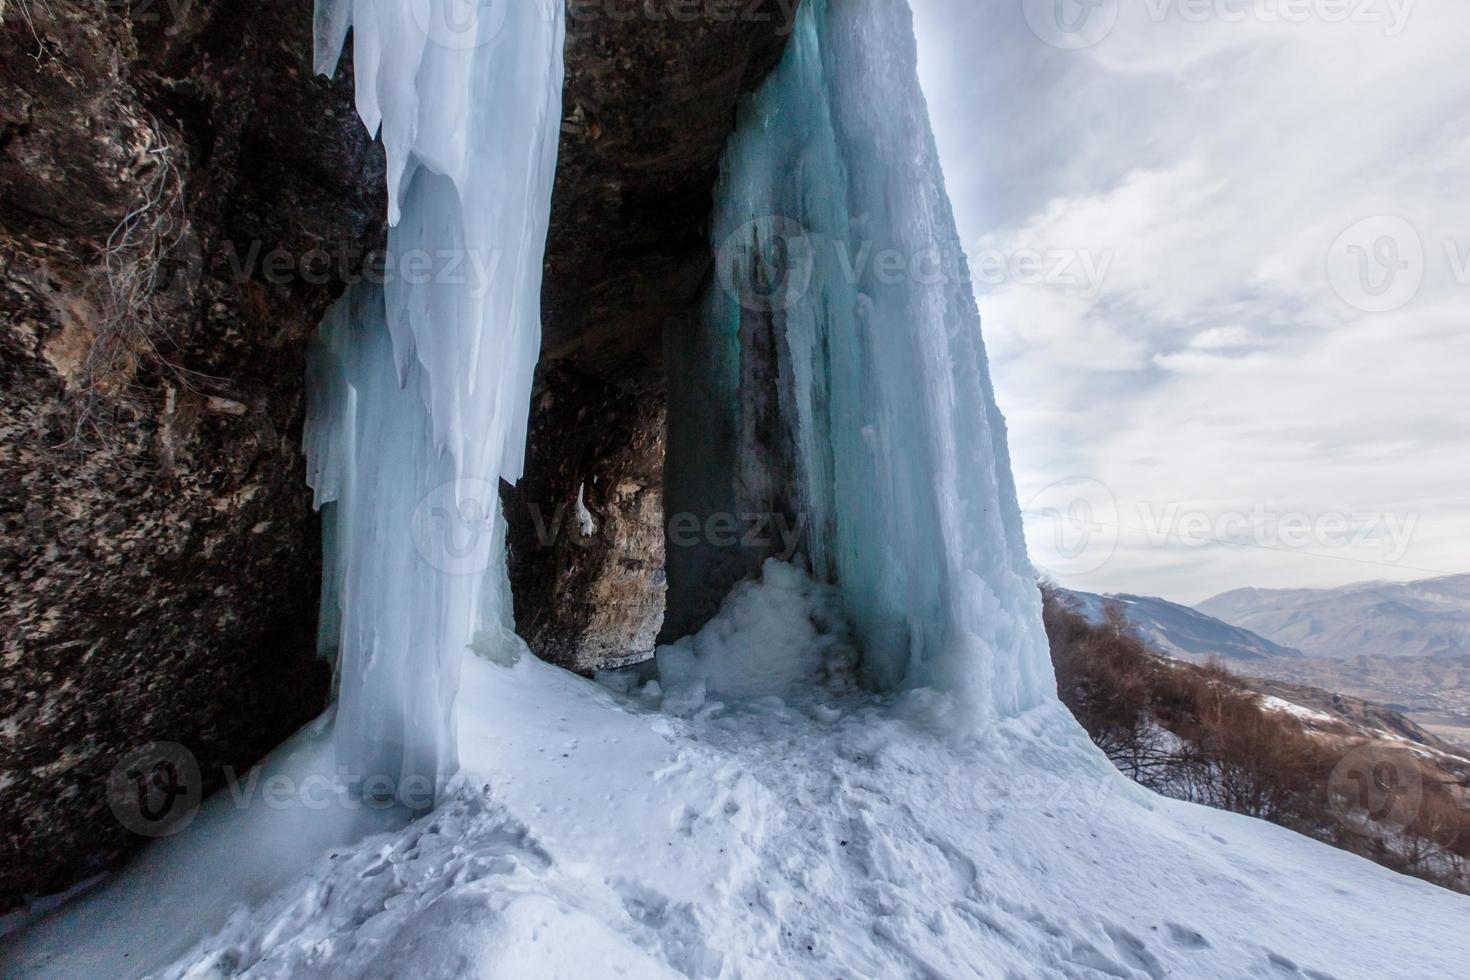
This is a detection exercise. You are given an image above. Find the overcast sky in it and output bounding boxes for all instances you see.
[911,0,1470,603]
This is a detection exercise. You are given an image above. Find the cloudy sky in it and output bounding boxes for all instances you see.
[911,0,1470,603]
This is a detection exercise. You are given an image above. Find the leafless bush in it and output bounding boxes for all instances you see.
[61,117,202,449]
[5,0,53,58]
[1042,584,1470,895]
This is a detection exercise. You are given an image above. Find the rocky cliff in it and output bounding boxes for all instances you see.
[0,0,796,909]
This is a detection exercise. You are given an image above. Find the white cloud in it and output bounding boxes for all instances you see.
[913,0,1470,603]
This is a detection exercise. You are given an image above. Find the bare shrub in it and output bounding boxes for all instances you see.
[1042,584,1470,895]
[61,117,207,449]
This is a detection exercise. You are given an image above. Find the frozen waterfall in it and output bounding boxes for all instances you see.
[305,0,1050,808]
[305,0,565,802]
[666,0,1054,725]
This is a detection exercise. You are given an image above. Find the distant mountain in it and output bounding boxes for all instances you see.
[1058,589,1303,662]
[1198,573,1470,660]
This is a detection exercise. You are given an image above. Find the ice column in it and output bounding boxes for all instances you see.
[305,0,565,801]
[673,0,1054,725]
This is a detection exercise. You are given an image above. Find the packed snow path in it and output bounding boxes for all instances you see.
[15,642,1464,979]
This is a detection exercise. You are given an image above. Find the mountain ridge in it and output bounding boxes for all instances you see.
[1057,588,1304,662]
[1199,573,1470,660]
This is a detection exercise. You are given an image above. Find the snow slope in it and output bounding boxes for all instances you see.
[10,568,1470,979]
[0,718,412,977]
[1201,574,1470,660]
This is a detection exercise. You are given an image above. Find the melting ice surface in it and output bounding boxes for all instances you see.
[304,0,565,801]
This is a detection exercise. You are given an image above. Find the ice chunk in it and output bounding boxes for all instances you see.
[575,482,596,537]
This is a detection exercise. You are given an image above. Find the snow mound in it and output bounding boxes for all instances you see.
[656,560,858,712]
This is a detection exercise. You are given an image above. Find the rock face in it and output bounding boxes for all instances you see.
[507,1,800,669]
[0,1,798,907]
[504,365,667,672]
[0,1,386,907]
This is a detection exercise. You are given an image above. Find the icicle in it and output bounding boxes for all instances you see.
[670,0,1053,726]
[305,0,565,802]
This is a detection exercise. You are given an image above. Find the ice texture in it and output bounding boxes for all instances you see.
[304,0,566,801]
[672,0,1053,725]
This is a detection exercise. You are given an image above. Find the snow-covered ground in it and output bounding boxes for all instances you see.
[9,566,1469,979]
